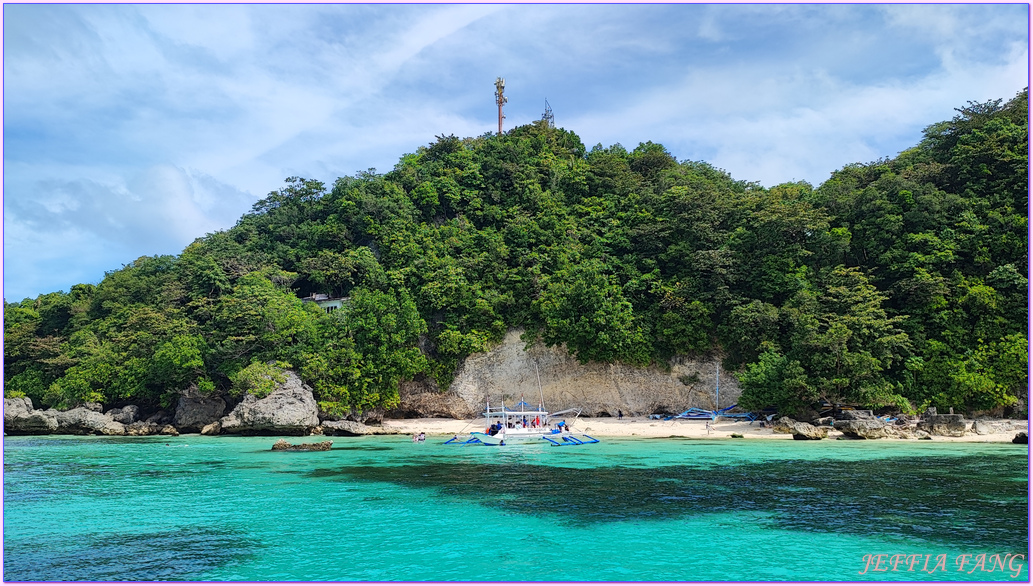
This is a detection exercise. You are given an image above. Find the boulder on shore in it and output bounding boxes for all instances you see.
[770,417,828,439]
[126,422,161,436]
[1012,432,1028,445]
[174,384,227,433]
[834,418,889,439]
[917,413,968,437]
[105,405,140,425]
[788,419,828,440]
[4,397,59,434]
[772,417,794,434]
[55,408,126,435]
[838,409,875,421]
[973,419,1013,435]
[321,420,372,436]
[220,370,319,435]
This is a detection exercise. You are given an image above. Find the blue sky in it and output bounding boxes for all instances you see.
[3,3,1028,302]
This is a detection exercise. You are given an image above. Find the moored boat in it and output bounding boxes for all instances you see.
[446,401,598,446]
[444,362,599,447]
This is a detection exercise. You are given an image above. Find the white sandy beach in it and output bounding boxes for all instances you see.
[380,415,1028,443]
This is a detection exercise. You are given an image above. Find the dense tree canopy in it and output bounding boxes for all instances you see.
[5,89,1028,416]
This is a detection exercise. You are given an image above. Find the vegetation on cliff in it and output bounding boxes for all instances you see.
[5,89,1027,417]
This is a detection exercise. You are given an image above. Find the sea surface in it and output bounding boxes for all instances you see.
[3,434,1028,582]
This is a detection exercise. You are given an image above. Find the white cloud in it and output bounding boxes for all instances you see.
[3,3,1028,301]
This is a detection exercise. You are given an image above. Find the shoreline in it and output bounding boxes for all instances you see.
[379,415,1029,443]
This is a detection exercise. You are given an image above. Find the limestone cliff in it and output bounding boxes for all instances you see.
[393,329,741,419]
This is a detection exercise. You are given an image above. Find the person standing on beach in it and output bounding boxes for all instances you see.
[618,409,623,420]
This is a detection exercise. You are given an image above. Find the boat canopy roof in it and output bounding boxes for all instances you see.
[548,408,581,418]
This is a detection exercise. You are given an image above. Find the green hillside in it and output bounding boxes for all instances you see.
[5,89,1027,418]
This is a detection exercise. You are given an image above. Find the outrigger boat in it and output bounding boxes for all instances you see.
[444,362,599,447]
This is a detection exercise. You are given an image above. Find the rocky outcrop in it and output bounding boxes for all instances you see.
[145,411,174,425]
[788,420,829,440]
[321,420,372,436]
[4,397,59,434]
[772,417,794,434]
[201,421,222,435]
[770,416,828,439]
[4,398,184,436]
[834,418,890,439]
[1012,432,1028,444]
[973,419,1013,435]
[449,329,740,417]
[126,422,158,436]
[387,378,472,419]
[174,385,227,432]
[917,414,968,437]
[54,408,127,435]
[838,409,874,420]
[271,439,333,451]
[105,405,139,425]
[220,371,319,435]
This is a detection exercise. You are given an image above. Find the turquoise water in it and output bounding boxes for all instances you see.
[3,434,1028,581]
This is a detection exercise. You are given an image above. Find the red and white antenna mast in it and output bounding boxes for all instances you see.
[495,77,507,135]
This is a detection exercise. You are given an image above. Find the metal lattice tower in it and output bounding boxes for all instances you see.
[495,77,507,135]
[542,98,554,128]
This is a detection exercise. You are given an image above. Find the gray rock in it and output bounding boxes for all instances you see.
[220,370,319,435]
[82,402,104,413]
[1012,432,1027,444]
[105,405,140,425]
[973,419,1012,435]
[838,409,875,420]
[4,396,33,416]
[55,408,126,435]
[4,397,59,434]
[788,420,828,440]
[917,414,967,437]
[126,422,161,436]
[201,421,222,436]
[145,410,173,425]
[887,425,918,439]
[772,417,795,434]
[174,385,227,432]
[834,418,889,439]
[321,420,372,436]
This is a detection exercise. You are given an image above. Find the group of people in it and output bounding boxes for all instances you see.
[486,416,545,435]
[485,415,561,436]
[411,432,426,443]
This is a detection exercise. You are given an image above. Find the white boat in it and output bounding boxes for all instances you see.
[446,402,598,446]
[444,362,599,447]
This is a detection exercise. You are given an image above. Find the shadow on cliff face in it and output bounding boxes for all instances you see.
[308,454,1028,551]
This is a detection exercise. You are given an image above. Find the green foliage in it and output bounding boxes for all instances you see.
[301,286,427,416]
[534,259,650,365]
[229,360,292,399]
[737,348,813,415]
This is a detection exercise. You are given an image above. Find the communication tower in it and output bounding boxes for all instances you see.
[495,77,507,135]
[542,98,555,128]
